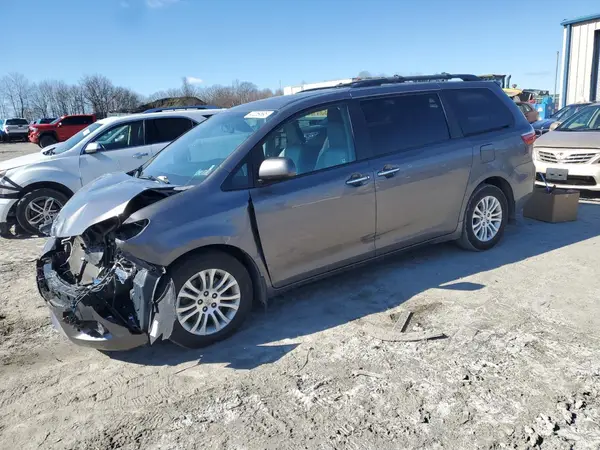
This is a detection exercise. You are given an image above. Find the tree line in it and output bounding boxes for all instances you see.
[0,73,282,120]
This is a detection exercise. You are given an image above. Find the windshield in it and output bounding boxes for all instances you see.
[51,117,63,124]
[556,105,600,131]
[53,122,103,154]
[6,119,28,125]
[139,109,275,186]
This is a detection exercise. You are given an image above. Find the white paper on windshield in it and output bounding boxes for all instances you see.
[83,129,90,136]
[244,111,274,119]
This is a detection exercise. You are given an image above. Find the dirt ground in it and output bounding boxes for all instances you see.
[1,142,600,450]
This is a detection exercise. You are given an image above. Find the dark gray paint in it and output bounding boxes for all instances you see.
[48,80,535,305]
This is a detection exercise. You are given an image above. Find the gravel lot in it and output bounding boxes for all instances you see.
[1,142,599,449]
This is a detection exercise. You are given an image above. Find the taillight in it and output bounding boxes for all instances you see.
[521,130,536,145]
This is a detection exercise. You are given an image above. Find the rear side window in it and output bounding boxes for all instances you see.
[6,119,28,125]
[360,93,450,156]
[145,118,193,144]
[445,88,513,136]
[62,116,91,126]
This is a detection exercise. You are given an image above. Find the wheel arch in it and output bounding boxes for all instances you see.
[20,181,74,199]
[480,176,515,220]
[462,173,516,223]
[38,131,58,142]
[168,244,268,306]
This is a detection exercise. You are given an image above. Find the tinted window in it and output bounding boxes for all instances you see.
[360,93,450,156]
[261,105,356,176]
[6,119,28,125]
[93,121,144,150]
[145,118,193,144]
[63,116,94,126]
[445,88,513,136]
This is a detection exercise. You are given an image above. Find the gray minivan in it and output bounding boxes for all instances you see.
[37,74,535,351]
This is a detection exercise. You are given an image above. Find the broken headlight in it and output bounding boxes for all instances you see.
[115,219,149,241]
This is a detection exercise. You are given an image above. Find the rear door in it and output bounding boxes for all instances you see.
[356,92,473,254]
[145,117,195,155]
[249,103,376,287]
[79,120,153,185]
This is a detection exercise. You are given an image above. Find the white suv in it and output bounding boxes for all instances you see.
[0,108,222,235]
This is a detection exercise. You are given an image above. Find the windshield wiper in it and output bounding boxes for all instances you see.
[137,173,169,184]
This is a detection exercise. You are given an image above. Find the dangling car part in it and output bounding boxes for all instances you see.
[36,173,182,350]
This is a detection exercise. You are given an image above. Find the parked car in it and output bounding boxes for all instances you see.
[533,102,593,135]
[35,73,535,351]
[516,102,539,123]
[0,119,4,141]
[533,103,600,190]
[1,118,30,142]
[29,114,96,148]
[0,108,221,235]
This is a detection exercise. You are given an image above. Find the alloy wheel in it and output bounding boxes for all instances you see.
[24,196,63,230]
[175,269,241,336]
[472,195,503,242]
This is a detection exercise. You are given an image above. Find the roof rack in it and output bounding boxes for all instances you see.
[142,105,222,113]
[350,73,481,88]
[298,73,481,93]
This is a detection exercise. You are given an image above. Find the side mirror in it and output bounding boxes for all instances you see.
[84,142,103,154]
[549,121,561,131]
[258,157,297,182]
[57,122,63,128]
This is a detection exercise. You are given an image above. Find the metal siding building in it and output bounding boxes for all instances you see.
[560,13,600,107]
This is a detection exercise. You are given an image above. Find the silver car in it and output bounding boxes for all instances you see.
[36,74,535,351]
[534,103,600,190]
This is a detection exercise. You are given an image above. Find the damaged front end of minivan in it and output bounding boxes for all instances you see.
[36,174,180,351]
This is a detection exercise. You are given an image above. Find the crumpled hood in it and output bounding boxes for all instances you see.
[0,152,50,171]
[533,118,556,130]
[51,172,174,238]
[534,129,600,149]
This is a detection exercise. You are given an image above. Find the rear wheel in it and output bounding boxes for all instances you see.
[39,134,57,148]
[15,188,68,235]
[168,251,253,348]
[458,184,508,251]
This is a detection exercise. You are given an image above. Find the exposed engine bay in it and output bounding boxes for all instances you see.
[36,183,179,351]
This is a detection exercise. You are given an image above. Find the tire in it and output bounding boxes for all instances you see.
[458,184,508,251]
[15,188,69,235]
[39,134,57,148]
[168,251,253,348]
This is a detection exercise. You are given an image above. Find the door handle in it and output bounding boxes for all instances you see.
[346,174,371,186]
[133,152,149,158]
[377,165,400,178]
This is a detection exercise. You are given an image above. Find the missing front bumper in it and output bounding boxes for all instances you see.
[37,238,176,351]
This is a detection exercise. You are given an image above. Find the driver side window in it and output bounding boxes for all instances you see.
[261,105,355,176]
[94,121,144,151]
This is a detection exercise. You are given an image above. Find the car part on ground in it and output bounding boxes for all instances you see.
[37,73,534,350]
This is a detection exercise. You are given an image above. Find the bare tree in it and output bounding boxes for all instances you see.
[1,73,31,118]
[30,81,54,118]
[81,74,115,117]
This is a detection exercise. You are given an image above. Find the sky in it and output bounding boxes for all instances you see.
[2,0,599,96]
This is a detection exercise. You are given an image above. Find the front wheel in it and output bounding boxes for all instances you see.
[15,188,68,235]
[39,135,57,148]
[168,251,253,348]
[458,184,508,251]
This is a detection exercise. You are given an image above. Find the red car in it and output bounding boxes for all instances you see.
[29,114,96,148]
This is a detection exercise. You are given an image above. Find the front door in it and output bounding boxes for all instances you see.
[79,120,153,185]
[250,104,376,287]
[357,92,473,254]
